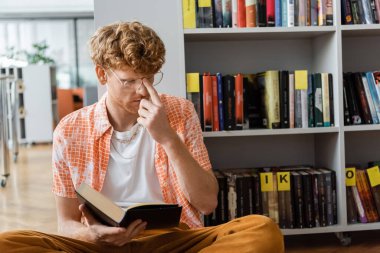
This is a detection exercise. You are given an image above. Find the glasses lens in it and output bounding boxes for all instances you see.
[153,72,163,86]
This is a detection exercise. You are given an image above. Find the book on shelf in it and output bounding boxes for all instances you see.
[184,0,335,28]
[365,165,380,219]
[356,168,379,222]
[186,70,334,132]
[76,183,182,229]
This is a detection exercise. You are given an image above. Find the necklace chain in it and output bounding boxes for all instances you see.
[113,124,142,145]
[111,124,142,159]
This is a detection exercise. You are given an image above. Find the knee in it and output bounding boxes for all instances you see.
[255,215,284,252]
[0,231,20,249]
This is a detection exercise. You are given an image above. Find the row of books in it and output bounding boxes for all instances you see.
[182,0,334,29]
[346,164,380,224]
[204,167,337,229]
[341,0,380,24]
[343,71,380,125]
[186,70,334,131]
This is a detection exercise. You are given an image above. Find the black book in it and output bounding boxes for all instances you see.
[300,171,315,227]
[352,72,372,124]
[279,71,290,128]
[222,75,236,130]
[344,73,362,124]
[257,0,267,26]
[291,171,304,228]
[308,74,315,128]
[328,74,335,126]
[343,77,352,125]
[76,183,182,229]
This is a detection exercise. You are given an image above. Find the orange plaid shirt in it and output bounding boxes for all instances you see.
[52,93,212,228]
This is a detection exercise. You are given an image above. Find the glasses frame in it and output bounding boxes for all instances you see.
[108,68,163,90]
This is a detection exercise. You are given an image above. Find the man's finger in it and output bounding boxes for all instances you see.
[139,98,155,112]
[138,108,150,119]
[79,204,99,225]
[142,81,161,106]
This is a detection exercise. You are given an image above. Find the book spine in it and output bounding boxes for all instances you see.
[183,0,197,28]
[289,72,295,128]
[352,185,368,223]
[361,73,379,124]
[308,74,315,127]
[346,186,358,223]
[328,74,334,126]
[222,0,233,27]
[267,0,276,26]
[282,0,288,26]
[217,73,225,131]
[365,72,380,122]
[288,0,295,26]
[353,73,373,124]
[214,0,224,27]
[280,71,290,128]
[325,0,333,24]
[232,0,239,27]
[237,0,247,26]
[275,0,282,26]
[245,0,257,27]
[343,78,352,125]
[212,75,220,131]
[235,73,244,130]
[321,73,330,127]
[203,74,213,131]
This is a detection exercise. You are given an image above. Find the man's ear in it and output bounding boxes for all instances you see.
[95,65,107,85]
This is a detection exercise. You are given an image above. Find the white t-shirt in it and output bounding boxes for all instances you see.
[100,123,164,207]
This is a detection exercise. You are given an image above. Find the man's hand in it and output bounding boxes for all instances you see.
[137,82,177,146]
[79,204,147,247]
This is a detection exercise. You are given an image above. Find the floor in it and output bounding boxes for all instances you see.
[1,144,380,252]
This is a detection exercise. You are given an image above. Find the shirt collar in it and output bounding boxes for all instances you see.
[94,92,112,140]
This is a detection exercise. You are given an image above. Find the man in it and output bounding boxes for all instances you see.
[0,21,284,253]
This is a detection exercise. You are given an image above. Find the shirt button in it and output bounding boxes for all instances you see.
[162,181,168,187]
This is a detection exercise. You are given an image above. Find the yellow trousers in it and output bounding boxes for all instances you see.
[0,215,284,253]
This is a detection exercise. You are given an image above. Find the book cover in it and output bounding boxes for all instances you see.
[321,73,330,127]
[258,71,281,129]
[328,73,335,126]
[222,75,236,130]
[222,0,233,27]
[216,73,225,131]
[361,73,379,124]
[356,168,379,222]
[186,73,202,123]
[343,78,352,125]
[183,0,197,28]
[245,0,257,27]
[214,0,224,27]
[341,0,354,24]
[289,71,295,128]
[279,71,290,128]
[366,166,380,217]
[76,183,182,229]
[211,75,220,131]
[203,73,213,131]
[237,0,247,27]
[353,72,372,124]
[344,73,362,124]
[235,73,244,130]
[313,73,324,127]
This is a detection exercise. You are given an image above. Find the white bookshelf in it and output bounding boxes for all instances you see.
[94,0,380,237]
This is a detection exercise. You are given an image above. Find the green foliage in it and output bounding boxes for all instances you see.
[22,41,55,65]
[1,41,55,65]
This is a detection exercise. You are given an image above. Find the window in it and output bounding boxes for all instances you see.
[0,18,96,88]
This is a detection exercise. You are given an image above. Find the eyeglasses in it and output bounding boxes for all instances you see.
[108,68,163,89]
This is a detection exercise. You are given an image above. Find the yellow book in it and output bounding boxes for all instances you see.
[182,0,196,29]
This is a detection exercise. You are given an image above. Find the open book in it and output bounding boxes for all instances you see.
[75,183,182,229]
